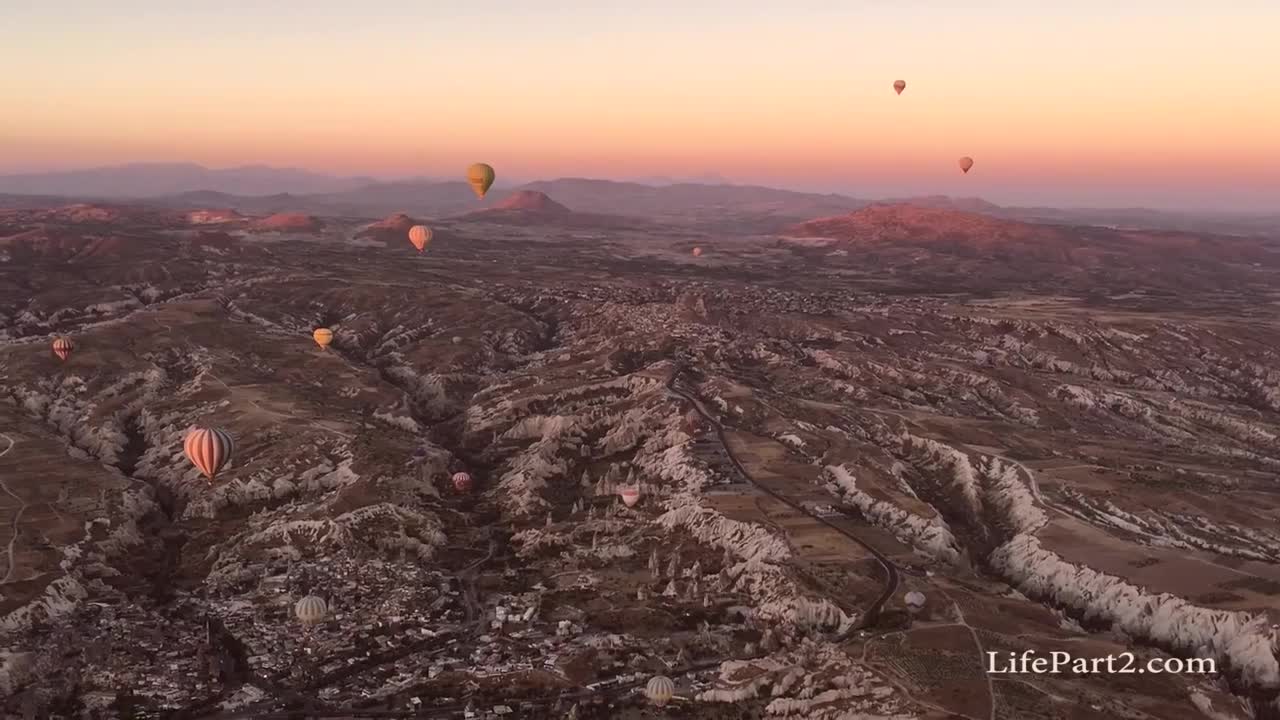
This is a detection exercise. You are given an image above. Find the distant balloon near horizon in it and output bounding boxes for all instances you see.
[51,336,75,362]
[183,426,234,481]
[312,327,333,349]
[466,163,496,199]
[958,156,974,174]
[893,79,906,95]
[408,224,432,252]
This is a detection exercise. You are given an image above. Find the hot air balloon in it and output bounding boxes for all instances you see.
[466,163,496,199]
[183,427,234,481]
[51,337,75,362]
[451,336,463,345]
[453,471,474,493]
[645,676,675,707]
[958,156,974,174]
[408,225,432,252]
[295,595,328,625]
[893,79,906,95]
[905,590,926,611]
[620,487,641,508]
[313,327,333,349]
[691,247,703,257]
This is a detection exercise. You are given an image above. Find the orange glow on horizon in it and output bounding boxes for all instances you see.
[1,3,1277,207]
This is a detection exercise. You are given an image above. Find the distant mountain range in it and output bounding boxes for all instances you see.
[0,163,1275,236]
[0,163,379,197]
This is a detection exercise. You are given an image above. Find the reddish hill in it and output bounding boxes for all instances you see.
[248,212,323,232]
[786,203,1272,269]
[356,212,422,242]
[884,195,1004,214]
[490,190,571,214]
[792,204,1055,245]
[457,190,639,228]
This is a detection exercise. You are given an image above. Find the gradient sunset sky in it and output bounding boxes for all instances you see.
[2,1,1278,209]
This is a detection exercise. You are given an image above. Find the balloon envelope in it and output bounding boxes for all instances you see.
[295,595,328,625]
[408,225,432,252]
[51,337,75,361]
[959,156,974,173]
[313,327,333,348]
[691,247,703,257]
[184,427,234,480]
[620,487,641,507]
[645,676,675,706]
[466,163,496,199]
[893,79,906,95]
[453,471,474,492]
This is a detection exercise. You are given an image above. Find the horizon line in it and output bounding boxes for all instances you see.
[1,161,1277,216]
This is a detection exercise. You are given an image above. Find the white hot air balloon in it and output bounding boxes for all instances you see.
[619,487,641,508]
[645,675,675,707]
[905,591,926,611]
[295,595,328,625]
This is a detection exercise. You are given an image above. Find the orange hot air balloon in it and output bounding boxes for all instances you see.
[958,156,974,174]
[452,471,473,493]
[184,427,235,481]
[466,163,496,199]
[691,247,703,257]
[619,487,641,508]
[408,225,432,252]
[313,327,334,349]
[51,337,75,362]
[893,80,906,95]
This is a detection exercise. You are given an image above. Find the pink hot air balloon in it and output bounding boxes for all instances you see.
[452,471,474,493]
[184,426,235,481]
[691,247,703,257]
[620,487,641,508]
[958,156,974,174]
[51,336,75,362]
[893,79,906,95]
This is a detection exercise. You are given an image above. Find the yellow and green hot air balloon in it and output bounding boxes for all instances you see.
[466,163,495,199]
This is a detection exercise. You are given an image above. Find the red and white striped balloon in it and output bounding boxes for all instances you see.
[51,337,75,362]
[184,426,235,481]
[452,471,473,493]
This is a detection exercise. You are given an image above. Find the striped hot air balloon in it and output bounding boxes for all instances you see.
[51,336,75,362]
[452,471,473,493]
[295,595,328,625]
[408,225,432,252]
[645,675,675,707]
[619,486,641,508]
[313,327,334,349]
[183,427,234,481]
